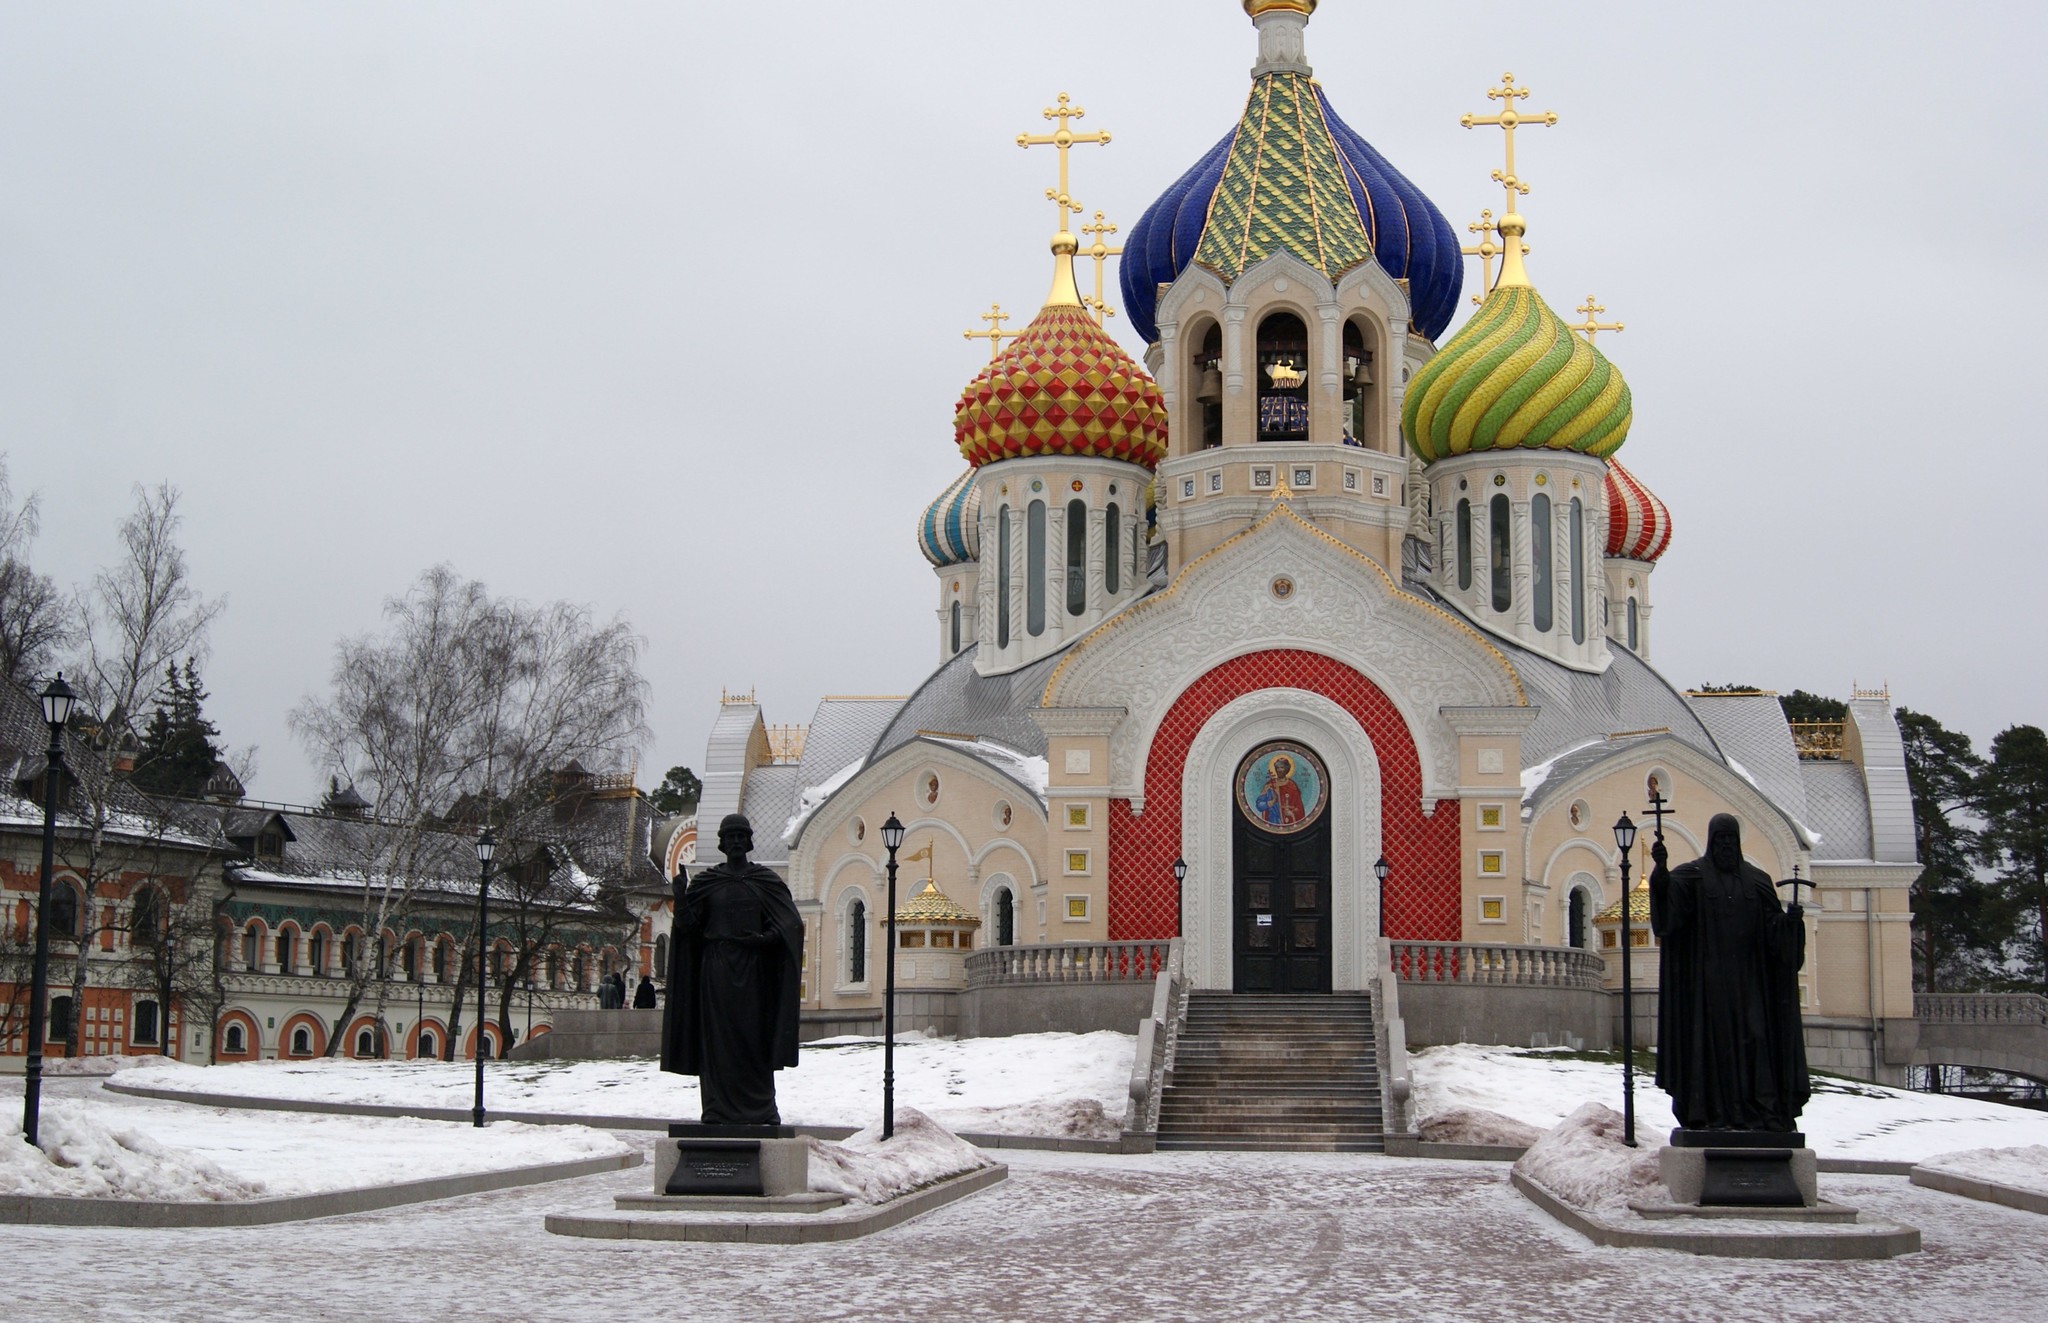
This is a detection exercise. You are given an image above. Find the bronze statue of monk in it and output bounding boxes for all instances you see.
[661,814,804,1125]
[1649,814,1810,1132]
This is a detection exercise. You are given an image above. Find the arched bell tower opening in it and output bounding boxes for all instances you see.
[1256,311,1310,442]
[1341,316,1380,451]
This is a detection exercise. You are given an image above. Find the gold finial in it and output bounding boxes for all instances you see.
[1569,295,1625,341]
[1080,210,1123,326]
[963,304,1018,360]
[1461,72,1558,220]
[1018,93,1110,236]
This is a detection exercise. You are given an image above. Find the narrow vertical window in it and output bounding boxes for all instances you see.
[1104,504,1121,596]
[1026,500,1046,637]
[1569,497,1586,644]
[949,600,961,655]
[1066,498,1086,616]
[1456,499,1473,591]
[996,505,1012,648]
[849,899,867,983]
[1489,493,1511,613]
[1627,597,1639,651]
[1531,492,1553,632]
[996,889,1015,947]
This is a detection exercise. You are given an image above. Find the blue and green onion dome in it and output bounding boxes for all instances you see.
[1400,239,1632,464]
[1119,78,1463,344]
[917,468,982,568]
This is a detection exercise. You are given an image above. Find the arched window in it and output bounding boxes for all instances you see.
[1104,504,1121,597]
[1569,497,1586,644]
[1065,499,1087,617]
[290,1026,312,1056]
[402,938,420,982]
[1489,493,1512,613]
[1256,312,1309,440]
[341,932,360,975]
[1456,499,1473,591]
[134,999,160,1046]
[1025,500,1047,637]
[849,898,867,983]
[130,889,161,948]
[1193,323,1223,451]
[242,926,260,971]
[654,933,669,976]
[355,1027,377,1058]
[574,951,589,992]
[1342,318,1376,448]
[49,884,79,940]
[1568,886,1592,950]
[276,928,297,974]
[478,1030,495,1061]
[309,931,328,977]
[547,948,562,988]
[996,504,1012,648]
[949,599,961,655]
[49,995,73,1042]
[1531,492,1553,632]
[434,938,451,982]
[1627,597,1639,651]
[223,1022,245,1055]
[418,1030,438,1060]
[995,887,1015,947]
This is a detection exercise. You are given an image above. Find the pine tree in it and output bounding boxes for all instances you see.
[1897,708,1999,990]
[132,659,223,798]
[650,765,701,816]
[1978,725,2048,993]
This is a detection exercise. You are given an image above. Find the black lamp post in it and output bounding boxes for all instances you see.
[471,827,495,1128]
[1373,856,1391,939]
[22,673,78,1148]
[1613,811,1638,1148]
[879,812,905,1140]
[1171,856,1188,938]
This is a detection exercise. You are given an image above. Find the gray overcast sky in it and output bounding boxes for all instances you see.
[4,1,2043,802]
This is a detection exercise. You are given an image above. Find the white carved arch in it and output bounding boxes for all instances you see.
[1181,688,1383,993]
[971,838,1040,890]
[1530,735,1802,875]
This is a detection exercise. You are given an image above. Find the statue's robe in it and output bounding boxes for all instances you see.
[660,861,804,1125]
[1650,850,1809,1131]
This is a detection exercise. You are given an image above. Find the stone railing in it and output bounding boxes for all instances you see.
[1916,993,2048,1026]
[1127,939,1186,1137]
[965,940,1174,990]
[1389,940,1605,991]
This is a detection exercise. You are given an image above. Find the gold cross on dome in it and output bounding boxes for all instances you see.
[1081,210,1123,325]
[1018,92,1111,234]
[1460,208,1530,303]
[1569,295,1625,341]
[1460,72,1558,216]
[963,303,1017,360]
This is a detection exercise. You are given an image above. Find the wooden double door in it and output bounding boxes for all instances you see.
[1231,811,1333,994]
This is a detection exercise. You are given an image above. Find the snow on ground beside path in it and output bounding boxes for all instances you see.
[1411,1043,2048,1162]
[0,1081,630,1200]
[116,1030,1136,1136]
[43,1054,196,1077]
[1511,1102,1662,1210]
[804,1107,995,1204]
[1418,1106,1540,1147]
[1920,1144,2048,1195]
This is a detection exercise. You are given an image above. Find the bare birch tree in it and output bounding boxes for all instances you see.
[0,455,73,684]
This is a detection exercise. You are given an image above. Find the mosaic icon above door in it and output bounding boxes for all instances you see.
[1235,741,1328,835]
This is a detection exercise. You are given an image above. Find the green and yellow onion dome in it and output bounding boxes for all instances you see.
[896,879,981,927]
[955,235,1169,469]
[1401,217,1631,464]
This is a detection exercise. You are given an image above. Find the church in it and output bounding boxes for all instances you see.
[681,1,1920,1085]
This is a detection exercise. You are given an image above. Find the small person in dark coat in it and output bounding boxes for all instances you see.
[634,975,657,1009]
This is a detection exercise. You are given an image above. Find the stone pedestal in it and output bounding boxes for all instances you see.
[657,1124,809,1198]
[1658,1130,1816,1208]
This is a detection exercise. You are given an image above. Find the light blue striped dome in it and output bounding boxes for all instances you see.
[917,469,982,567]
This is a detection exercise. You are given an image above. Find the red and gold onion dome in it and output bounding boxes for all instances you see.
[1604,457,1673,562]
[954,234,1168,468]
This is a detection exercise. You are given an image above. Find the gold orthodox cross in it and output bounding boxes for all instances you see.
[1018,92,1110,234]
[1081,210,1122,325]
[1460,72,1557,216]
[963,304,1016,360]
[1569,295,1625,341]
[1461,209,1502,304]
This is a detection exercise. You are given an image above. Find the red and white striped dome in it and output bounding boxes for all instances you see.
[1604,459,1673,562]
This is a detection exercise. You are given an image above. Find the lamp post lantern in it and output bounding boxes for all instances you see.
[1613,811,1639,1147]
[879,812,906,1140]
[23,673,78,1148]
[1171,856,1188,938]
[471,827,495,1128]
[1373,856,1391,939]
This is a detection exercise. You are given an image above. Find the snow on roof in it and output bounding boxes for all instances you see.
[782,757,864,845]
[924,736,1050,803]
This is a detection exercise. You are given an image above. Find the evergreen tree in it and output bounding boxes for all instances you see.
[132,659,222,798]
[1978,724,2048,993]
[650,765,701,816]
[1778,689,1848,724]
[1897,708,1999,990]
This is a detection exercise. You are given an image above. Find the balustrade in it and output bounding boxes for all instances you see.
[1388,940,1605,990]
[965,940,1173,989]
[1915,993,2048,1026]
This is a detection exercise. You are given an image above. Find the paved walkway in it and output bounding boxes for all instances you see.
[3,1125,2044,1322]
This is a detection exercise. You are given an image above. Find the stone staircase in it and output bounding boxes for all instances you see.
[1154,992,1383,1152]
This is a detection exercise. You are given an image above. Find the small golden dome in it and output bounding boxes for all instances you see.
[896,879,981,927]
[1594,880,1651,926]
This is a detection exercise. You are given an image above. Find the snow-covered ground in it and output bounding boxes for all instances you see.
[1410,1043,2048,1164]
[1919,1144,2048,1196]
[805,1107,995,1204]
[111,1030,1137,1138]
[0,1081,631,1201]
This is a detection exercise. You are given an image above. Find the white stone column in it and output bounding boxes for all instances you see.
[1511,497,1533,629]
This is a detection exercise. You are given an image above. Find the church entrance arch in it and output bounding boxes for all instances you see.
[1232,740,1333,993]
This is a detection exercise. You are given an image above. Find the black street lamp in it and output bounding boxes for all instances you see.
[1613,811,1639,1148]
[471,827,495,1128]
[1373,856,1391,939]
[1171,856,1188,938]
[22,673,78,1148]
[879,812,906,1140]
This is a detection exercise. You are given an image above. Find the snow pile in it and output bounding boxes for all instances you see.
[2,1104,267,1201]
[44,1054,194,1078]
[1919,1144,2048,1195]
[804,1107,994,1205]
[1418,1106,1540,1148]
[1512,1102,1663,1210]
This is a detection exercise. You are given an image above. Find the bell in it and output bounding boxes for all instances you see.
[1195,365,1223,405]
[1353,356,1374,387]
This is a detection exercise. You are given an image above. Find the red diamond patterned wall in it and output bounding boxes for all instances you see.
[1105,649,1462,942]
